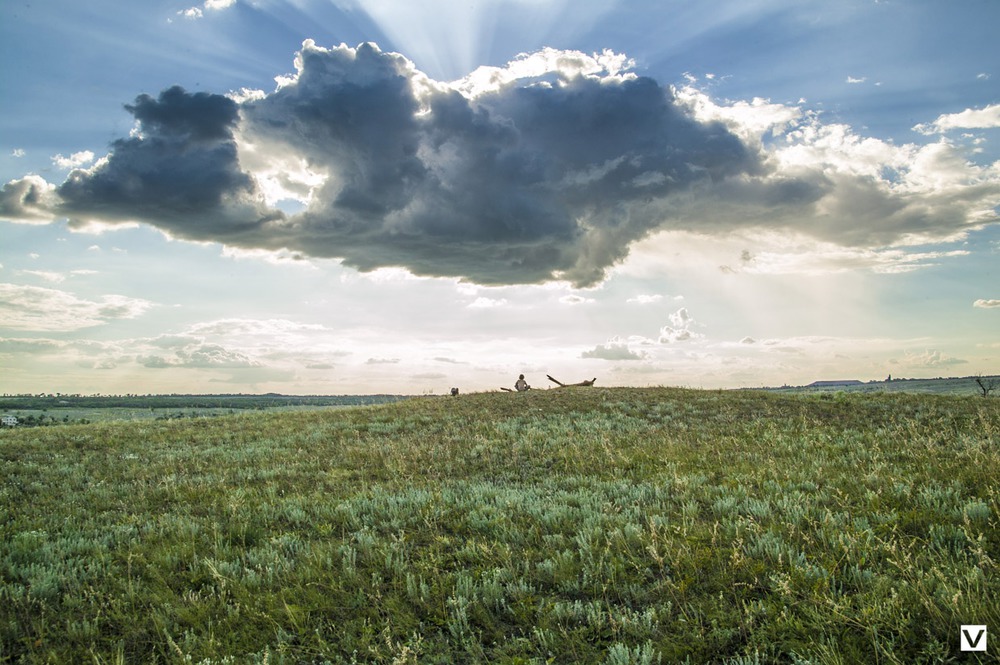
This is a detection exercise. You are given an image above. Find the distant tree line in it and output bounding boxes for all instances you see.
[0,394,408,411]
[3,414,91,428]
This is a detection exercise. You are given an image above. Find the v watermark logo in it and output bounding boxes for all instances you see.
[961,625,987,652]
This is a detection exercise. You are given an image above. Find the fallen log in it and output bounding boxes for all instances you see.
[547,375,597,387]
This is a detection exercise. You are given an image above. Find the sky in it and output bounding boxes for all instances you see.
[1,0,998,395]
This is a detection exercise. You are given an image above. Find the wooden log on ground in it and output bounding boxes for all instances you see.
[547,375,597,387]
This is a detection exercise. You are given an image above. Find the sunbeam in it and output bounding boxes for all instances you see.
[329,0,617,79]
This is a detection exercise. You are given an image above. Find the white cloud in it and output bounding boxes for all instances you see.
[12,149,25,158]
[897,349,967,368]
[220,245,316,268]
[626,294,663,305]
[913,103,1000,134]
[658,307,703,344]
[468,297,508,309]
[18,270,65,283]
[0,283,153,331]
[136,317,351,374]
[453,46,636,97]
[974,299,1000,309]
[52,150,95,170]
[559,294,594,305]
[669,308,691,328]
[140,341,259,369]
[846,76,867,84]
[0,175,62,223]
[186,318,328,337]
[675,86,802,144]
[582,336,645,360]
[178,0,235,20]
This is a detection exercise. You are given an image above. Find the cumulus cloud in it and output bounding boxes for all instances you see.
[0,283,152,331]
[913,103,1000,134]
[139,341,259,369]
[898,349,967,368]
[3,42,999,286]
[235,42,757,285]
[52,151,95,170]
[582,336,645,360]
[178,0,236,19]
[0,175,63,223]
[658,307,702,343]
[54,86,279,239]
[974,299,1000,308]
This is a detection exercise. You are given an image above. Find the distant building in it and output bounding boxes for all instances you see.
[1,415,17,427]
[807,380,864,388]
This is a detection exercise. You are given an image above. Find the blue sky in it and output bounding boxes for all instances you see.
[1,0,998,395]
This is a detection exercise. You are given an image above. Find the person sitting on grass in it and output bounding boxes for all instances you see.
[515,374,531,391]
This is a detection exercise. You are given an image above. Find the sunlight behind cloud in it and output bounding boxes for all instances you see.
[332,0,617,80]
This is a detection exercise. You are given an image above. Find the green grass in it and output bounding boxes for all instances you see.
[1,388,998,663]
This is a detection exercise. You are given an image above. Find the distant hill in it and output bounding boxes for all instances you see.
[762,375,999,397]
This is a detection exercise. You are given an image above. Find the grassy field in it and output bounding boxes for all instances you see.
[1,388,997,663]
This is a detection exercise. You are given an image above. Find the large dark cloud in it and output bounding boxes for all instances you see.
[234,42,758,284]
[3,42,997,285]
[56,86,280,238]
